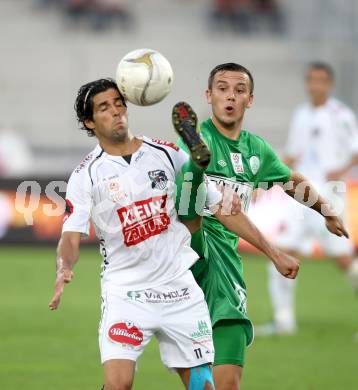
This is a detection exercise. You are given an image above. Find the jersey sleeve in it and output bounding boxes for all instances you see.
[344,109,358,156]
[285,109,305,158]
[62,169,92,236]
[257,139,291,188]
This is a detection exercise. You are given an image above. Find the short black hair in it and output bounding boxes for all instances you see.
[306,61,335,80]
[208,63,254,94]
[74,78,126,137]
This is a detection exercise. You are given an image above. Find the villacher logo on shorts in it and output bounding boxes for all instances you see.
[108,322,144,346]
[117,195,170,246]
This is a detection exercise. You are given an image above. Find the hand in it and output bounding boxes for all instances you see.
[49,268,74,310]
[325,216,349,238]
[218,187,241,216]
[272,250,300,279]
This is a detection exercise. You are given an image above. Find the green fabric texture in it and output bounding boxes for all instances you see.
[212,319,248,366]
[178,118,292,348]
[175,159,207,221]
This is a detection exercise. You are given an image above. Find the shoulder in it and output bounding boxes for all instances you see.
[291,103,310,120]
[328,98,356,119]
[69,145,103,186]
[73,145,104,174]
[143,136,180,152]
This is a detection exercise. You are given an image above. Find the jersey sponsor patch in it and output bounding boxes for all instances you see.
[108,321,143,346]
[230,153,244,174]
[117,195,170,246]
[151,138,179,151]
[205,174,254,213]
[107,178,127,203]
[148,170,168,190]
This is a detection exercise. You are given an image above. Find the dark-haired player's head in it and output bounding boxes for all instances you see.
[75,78,127,137]
[206,63,254,132]
[305,62,334,106]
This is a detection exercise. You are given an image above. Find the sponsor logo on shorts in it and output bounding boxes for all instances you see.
[117,195,170,247]
[108,321,143,346]
[190,320,213,355]
[126,288,190,304]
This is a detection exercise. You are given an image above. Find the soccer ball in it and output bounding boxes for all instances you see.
[115,48,174,106]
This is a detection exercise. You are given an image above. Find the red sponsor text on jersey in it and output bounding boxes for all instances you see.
[108,322,143,346]
[117,195,170,246]
[151,138,179,151]
[75,153,93,173]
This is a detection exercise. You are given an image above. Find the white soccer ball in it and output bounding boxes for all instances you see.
[115,48,174,106]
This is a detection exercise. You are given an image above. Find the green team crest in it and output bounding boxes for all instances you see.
[249,156,260,175]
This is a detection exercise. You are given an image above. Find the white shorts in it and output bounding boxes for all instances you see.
[99,270,214,369]
[272,199,353,258]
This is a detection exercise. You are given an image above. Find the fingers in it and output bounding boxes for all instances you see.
[48,270,73,311]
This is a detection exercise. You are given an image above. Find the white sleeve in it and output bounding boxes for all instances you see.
[285,109,305,158]
[62,169,92,236]
[344,109,358,156]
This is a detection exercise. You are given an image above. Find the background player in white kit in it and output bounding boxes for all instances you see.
[48,78,299,389]
[259,62,358,335]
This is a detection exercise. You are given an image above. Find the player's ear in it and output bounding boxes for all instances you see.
[205,89,212,104]
[246,94,254,109]
[84,119,95,130]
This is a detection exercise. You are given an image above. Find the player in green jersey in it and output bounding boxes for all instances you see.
[179,63,349,390]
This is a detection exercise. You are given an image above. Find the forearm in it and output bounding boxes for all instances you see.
[285,171,330,217]
[56,232,81,272]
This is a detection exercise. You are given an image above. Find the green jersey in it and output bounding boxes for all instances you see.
[182,118,291,346]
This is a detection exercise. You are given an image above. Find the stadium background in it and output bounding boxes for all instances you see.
[1,1,358,389]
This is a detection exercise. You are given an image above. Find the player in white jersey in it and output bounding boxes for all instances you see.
[48,78,300,389]
[258,62,358,335]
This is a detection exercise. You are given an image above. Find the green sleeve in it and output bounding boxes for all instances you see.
[257,140,291,188]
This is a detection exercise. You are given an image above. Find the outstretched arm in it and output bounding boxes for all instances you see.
[215,207,299,279]
[285,171,349,238]
[49,231,81,310]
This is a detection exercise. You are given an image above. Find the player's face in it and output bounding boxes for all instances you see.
[206,71,253,130]
[86,88,129,143]
[305,69,333,104]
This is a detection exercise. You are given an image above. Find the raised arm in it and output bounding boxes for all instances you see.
[215,207,299,279]
[49,231,81,310]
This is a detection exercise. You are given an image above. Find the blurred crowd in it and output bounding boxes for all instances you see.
[36,0,133,31]
[210,0,285,34]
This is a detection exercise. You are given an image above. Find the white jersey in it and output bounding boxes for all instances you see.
[63,136,221,293]
[286,97,358,189]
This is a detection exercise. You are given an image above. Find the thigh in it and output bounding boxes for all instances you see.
[156,271,215,370]
[212,319,247,367]
[103,359,136,390]
[212,320,246,389]
[99,291,155,365]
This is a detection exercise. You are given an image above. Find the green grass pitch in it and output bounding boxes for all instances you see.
[1,247,357,389]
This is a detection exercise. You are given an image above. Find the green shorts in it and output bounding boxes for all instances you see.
[212,319,247,367]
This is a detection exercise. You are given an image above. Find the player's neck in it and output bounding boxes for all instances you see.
[311,96,329,107]
[212,116,242,141]
[100,135,142,156]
